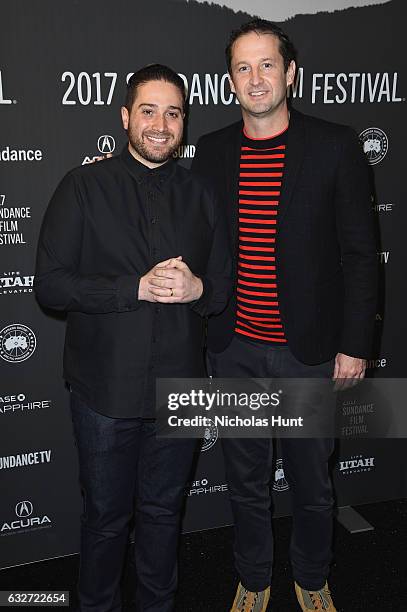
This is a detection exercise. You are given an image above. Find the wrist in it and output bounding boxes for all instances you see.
[193,276,203,301]
[138,275,148,301]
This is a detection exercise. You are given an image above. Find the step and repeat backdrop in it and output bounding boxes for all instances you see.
[1,0,406,568]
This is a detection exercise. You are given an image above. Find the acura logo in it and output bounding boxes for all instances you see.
[97,135,115,154]
[15,500,33,518]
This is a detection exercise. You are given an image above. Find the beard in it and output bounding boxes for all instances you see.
[128,128,182,164]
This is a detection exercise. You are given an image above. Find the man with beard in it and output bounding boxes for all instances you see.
[190,19,377,612]
[35,64,231,612]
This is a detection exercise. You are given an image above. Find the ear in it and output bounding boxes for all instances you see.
[121,106,130,130]
[286,60,296,88]
[228,73,236,94]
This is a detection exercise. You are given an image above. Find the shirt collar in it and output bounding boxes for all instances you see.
[120,145,176,184]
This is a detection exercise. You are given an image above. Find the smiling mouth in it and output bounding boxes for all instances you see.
[145,134,171,145]
[248,91,269,97]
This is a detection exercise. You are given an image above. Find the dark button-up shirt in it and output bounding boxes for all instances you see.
[35,147,231,417]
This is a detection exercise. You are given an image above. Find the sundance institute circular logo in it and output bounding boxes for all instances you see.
[359,127,388,165]
[0,324,37,363]
[201,419,218,452]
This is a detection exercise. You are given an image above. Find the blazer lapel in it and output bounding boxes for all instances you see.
[225,121,243,250]
[278,109,306,227]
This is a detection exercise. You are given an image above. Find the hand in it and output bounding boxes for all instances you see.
[333,352,366,391]
[138,258,182,302]
[148,257,203,303]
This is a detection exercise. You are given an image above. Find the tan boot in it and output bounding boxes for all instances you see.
[294,581,337,611]
[230,582,270,612]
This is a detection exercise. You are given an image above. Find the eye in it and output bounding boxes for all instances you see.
[142,109,153,116]
[262,62,273,69]
[238,65,249,72]
[167,111,180,119]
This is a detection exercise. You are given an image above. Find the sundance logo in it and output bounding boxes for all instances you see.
[366,357,387,369]
[0,146,43,162]
[0,450,52,470]
[173,145,195,159]
[378,251,390,264]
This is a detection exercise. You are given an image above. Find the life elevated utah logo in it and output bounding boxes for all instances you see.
[359,127,388,165]
[0,272,34,295]
[0,324,37,363]
[1,500,52,536]
[339,454,375,475]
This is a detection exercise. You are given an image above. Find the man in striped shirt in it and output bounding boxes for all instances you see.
[192,19,377,612]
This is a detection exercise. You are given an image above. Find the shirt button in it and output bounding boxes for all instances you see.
[151,217,156,224]
[155,306,160,314]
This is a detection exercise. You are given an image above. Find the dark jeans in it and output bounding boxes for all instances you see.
[70,391,197,612]
[208,336,335,592]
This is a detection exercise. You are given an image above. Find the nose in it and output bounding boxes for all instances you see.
[152,113,168,132]
[249,67,262,87]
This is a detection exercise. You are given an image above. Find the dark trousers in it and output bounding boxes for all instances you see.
[70,392,197,612]
[208,336,335,592]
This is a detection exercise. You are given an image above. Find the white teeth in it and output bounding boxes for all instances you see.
[250,91,266,96]
[146,136,167,143]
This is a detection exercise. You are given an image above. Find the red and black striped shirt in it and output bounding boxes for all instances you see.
[235,125,288,344]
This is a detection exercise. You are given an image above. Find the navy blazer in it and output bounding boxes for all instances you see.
[192,109,378,364]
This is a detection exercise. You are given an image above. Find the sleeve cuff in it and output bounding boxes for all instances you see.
[117,275,141,311]
[189,276,213,317]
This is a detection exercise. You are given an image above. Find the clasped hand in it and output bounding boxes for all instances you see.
[333,353,366,390]
[138,256,203,303]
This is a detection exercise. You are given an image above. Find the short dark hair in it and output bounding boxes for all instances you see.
[225,19,297,73]
[125,63,186,112]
